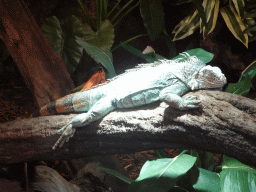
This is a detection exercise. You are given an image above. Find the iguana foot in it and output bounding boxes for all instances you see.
[52,124,76,150]
[181,96,201,110]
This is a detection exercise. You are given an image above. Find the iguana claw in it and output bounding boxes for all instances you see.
[52,124,76,150]
[182,96,201,109]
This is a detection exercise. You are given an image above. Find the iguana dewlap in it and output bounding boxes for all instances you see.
[31,53,227,150]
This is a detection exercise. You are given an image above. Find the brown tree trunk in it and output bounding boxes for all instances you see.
[0,0,75,107]
[0,90,256,167]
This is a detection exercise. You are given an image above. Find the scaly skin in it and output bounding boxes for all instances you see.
[32,52,227,150]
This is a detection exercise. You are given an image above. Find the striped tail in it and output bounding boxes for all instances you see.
[30,92,78,117]
[30,87,104,117]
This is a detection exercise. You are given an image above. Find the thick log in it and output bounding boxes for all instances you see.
[0,0,74,107]
[0,90,256,167]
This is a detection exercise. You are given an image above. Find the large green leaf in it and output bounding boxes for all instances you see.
[225,75,251,96]
[82,20,114,51]
[76,36,116,78]
[172,10,200,41]
[225,59,256,96]
[193,168,221,192]
[41,16,84,73]
[220,5,248,47]
[220,156,256,192]
[127,155,197,192]
[140,0,165,40]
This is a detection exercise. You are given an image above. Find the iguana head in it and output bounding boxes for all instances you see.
[188,65,227,90]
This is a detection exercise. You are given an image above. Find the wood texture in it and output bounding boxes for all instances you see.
[0,0,74,107]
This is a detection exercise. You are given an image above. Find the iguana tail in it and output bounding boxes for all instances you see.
[30,92,78,117]
[31,87,104,117]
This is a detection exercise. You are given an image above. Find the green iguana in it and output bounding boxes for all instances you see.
[31,52,227,150]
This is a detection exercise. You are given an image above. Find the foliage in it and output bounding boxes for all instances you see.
[139,0,165,41]
[225,59,256,96]
[97,150,256,192]
[127,153,197,192]
[172,0,256,48]
[139,0,176,57]
[120,45,214,63]
[41,15,115,77]
[41,16,84,73]
[219,156,256,192]
[76,36,116,77]
[41,0,142,79]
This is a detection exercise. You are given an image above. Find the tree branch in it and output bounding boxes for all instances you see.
[1,90,256,167]
[0,0,74,107]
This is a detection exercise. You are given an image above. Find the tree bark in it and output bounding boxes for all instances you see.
[0,90,256,167]
[0,0,74,107]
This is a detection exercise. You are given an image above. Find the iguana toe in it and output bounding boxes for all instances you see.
[52,124,76,150]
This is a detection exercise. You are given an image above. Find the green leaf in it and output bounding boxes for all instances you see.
[163,29,177,58]
[232,0,245,18]
[77,0,96,31]
[120,43,165,63]
[154,149,167,158]
[41,16,64,56]
[41,16,84,73]
[191,0,207,27]
[201,0,220,38]
[225,56,256,96]
[120,45,212,65]
[127,155,197,192]
[241,60,256,81]
[111,34,148,52]
[76,36,116,78]
[140,0,165,40]
[225,75,252,96]
[172,10,200,41]
[83,20,114,51]
[172,48,214,64]
[96,165,133,184]
[95,0,102,30]
[220,156,256,192]
[193,168,221,192]
[220,5,248,47]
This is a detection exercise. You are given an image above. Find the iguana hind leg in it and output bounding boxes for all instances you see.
[52,97,116,150]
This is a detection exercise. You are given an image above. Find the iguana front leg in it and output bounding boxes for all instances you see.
[159,84,201,110]
[52,96,116,150]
